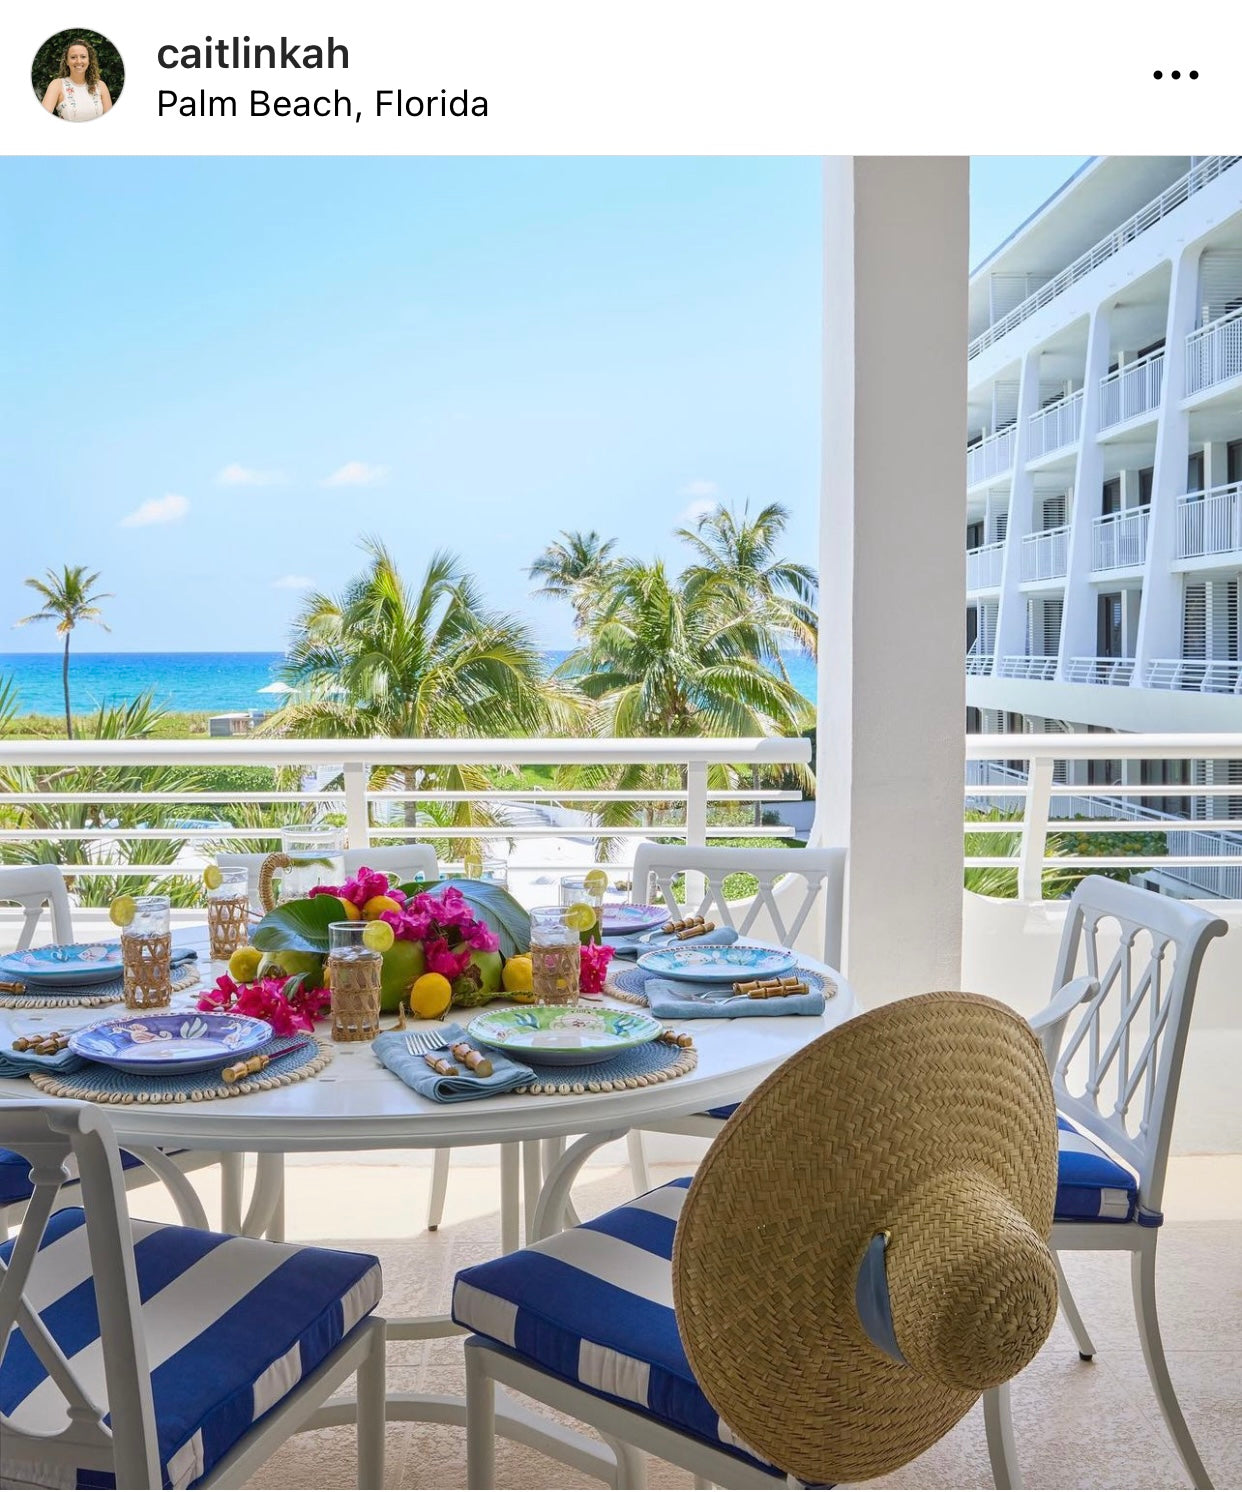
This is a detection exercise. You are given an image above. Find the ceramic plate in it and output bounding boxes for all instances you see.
[466,1005,664,1066]
[636,943,797,984]
[599,903,669,937]
[0,942,124,987]
[69,1012,273,1075]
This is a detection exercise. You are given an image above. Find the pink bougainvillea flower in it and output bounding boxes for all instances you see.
[197,971,329,1032]
[309,867,407,910]
[579,942,615,994]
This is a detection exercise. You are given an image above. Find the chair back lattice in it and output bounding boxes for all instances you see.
[0,1099,160,1488]
[630,844,845,968]
[0,866,75,950]
[1048,876,1226,1216]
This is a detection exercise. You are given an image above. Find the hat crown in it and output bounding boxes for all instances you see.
[886,1169,1058,1393]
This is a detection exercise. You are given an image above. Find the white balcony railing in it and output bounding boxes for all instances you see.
[966,541,1005,591]
[1027,389,1083,460]
[0,737,809,888]
[1020,524,1070,580]
[965,645,994,675]
[1091,507,1150,570]
[968,155,1241,360]
[1176,484,1242,559]
[1185,306,1242,396]
[998,655,1059,680]
[966,426,1017,488]
[1146,659,1242,694]
[1098,349,1164,430]
[1064,656,1136,685]
[966,733,1242,900]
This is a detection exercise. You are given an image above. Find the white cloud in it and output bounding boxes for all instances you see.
[272,574,313,590]
[217,463,285,486]
[321,461,389,487]
[120,494,190,528]
[679,498,719,526]
[679,478,719,498]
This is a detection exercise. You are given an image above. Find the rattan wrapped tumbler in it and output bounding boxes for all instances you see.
[122,895,172,1010]
[327,921,382,1042]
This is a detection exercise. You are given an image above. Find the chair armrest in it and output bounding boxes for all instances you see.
[1028,975,1098,1073]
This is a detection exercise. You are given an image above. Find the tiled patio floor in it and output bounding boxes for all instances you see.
[139,1154,1241,1490]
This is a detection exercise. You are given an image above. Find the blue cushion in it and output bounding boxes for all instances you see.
[1055,1116,1141,1223]
[0,1209,381,1488]
[703,1104,738,1121]
[453,1178,782,1477]
[0,1146,160,1207]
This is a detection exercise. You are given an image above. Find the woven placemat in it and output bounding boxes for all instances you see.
[513,1039,697,1096]
[28,1035,331,1104]
[606,963,835,1007]
[0,962,201,1010]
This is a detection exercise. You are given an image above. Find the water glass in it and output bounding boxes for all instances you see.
[279,826,345,903]
[327,921,382,1042]
[206,867,250,960]
[480,855,509,887]
[529,906,580,1005]
[122,895,172,1010]
[559,875,602,909]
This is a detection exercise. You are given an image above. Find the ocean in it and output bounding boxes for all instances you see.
[0,650,819,718]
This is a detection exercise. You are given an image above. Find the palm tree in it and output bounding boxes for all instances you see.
[676,502,818,672]
[16,566,112,739]
[528,530,618,631]
[271,538,578,835]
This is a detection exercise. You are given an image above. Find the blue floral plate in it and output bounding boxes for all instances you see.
[0,942,125,987]
[599,903,668,937]
[466,1005,664,1066]
[69,1012,273,1075]
[636,943,797,984]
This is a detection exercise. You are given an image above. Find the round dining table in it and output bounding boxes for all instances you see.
[0,925,857,1467]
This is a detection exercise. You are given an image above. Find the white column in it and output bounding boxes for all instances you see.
[993,348,1043,667]
[1058,305,1113,670]
[1133,246,1202,685]
[815,157,967,1004]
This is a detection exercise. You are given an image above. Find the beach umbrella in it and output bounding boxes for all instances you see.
[258,681,295,695]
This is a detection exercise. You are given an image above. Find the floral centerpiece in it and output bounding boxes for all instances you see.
[251,867,530,1013]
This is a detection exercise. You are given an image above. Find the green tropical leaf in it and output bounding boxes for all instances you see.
[252,895,351,954]
[398,877,531,959]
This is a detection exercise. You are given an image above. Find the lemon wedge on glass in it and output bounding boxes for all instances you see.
[563,901,598,933]
[109,895,137,928]
[202,864,223,891]
[362,920,395,953]
[583,868,609,897]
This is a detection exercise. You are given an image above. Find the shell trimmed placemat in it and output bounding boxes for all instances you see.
[0,962,202,1010]
[513,1038,697,1096]
[605,963,836,1007]
[28,1036,331,1104]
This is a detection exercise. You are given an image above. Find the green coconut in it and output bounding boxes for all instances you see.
[256,950,324,987]
[378,938,427,1013]
[450,950,505,1009]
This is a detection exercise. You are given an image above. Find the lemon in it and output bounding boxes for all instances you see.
[337,899,362,921]
[361,894,403,920]
[228,945,263,983]
[362,920,395,953]
[563,901,597,933]
[202,864,223,891]
[501,953,534,993]
[409,971,453,1019]
[583,868,609,897]
[109,895,137,928]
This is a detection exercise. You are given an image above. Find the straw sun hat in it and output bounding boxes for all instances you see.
[672,990,1059,1485]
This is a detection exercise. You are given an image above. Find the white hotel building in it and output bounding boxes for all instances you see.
[964,155,1242,860]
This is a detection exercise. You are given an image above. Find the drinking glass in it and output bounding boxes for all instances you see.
[559,875,602,943]
[279,826,345,903]
[206,867,250,960]
[480,855,509,887]
[327,921,382,1042]
[122,895,172,1010]
[529,906,580,1005]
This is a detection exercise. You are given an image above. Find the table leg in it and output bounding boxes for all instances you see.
[241,1152,285,1239]
[532,1129,628,1241]
[521,1140,543,1243]
[499,1142,520,1255]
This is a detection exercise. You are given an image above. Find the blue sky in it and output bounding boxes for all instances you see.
[0,155,1087,652]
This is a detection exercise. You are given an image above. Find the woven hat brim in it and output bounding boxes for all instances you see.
[672,991,1057,1485]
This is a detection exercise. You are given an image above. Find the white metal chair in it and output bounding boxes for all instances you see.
[0,866,240,1238]
[982,875,1228,1490]
[0,1097,385,1489]
[343,843,439,884]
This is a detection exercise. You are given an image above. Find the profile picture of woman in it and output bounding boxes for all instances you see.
[33,30,124,121]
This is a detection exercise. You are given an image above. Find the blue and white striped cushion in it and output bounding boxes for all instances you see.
[0,1208,381,1489]
[452,1178,781,1477]
[1055,1116,1140,1223]
[0,1146,165,1207]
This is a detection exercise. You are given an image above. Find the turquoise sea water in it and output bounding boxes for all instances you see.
[1,651,819,718]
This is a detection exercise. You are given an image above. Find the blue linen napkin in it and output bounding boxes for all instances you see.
[372,1023,536,1103]
[0,1042,87,1080]
[609,925,740,958]
[641,975,825,1020]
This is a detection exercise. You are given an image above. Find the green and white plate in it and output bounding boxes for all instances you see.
[466,1005,664,1066]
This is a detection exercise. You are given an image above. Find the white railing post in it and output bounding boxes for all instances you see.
[1017,754,1055,901]
[684,759,709,906]
[343,760,370,850]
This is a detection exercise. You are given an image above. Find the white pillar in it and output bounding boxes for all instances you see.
[1058,305,1113,671]
[815,157,968,1004]
[993,348,1043,666]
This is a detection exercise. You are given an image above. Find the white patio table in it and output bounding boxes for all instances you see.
[0,927,856,1473]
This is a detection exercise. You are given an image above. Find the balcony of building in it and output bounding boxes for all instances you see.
[997,654,1059,679]
[1027,387,1084,462]
[1098,348,1165,433]
[1091,506,1151,572]
[1147,658,1242,694]
[1176,483,1242,563]
[965,539,1005,592]
[966,424,1017,489]
[1063,655,1137,685]
[1185,306,1242,401]
[1020,523,1070,582]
